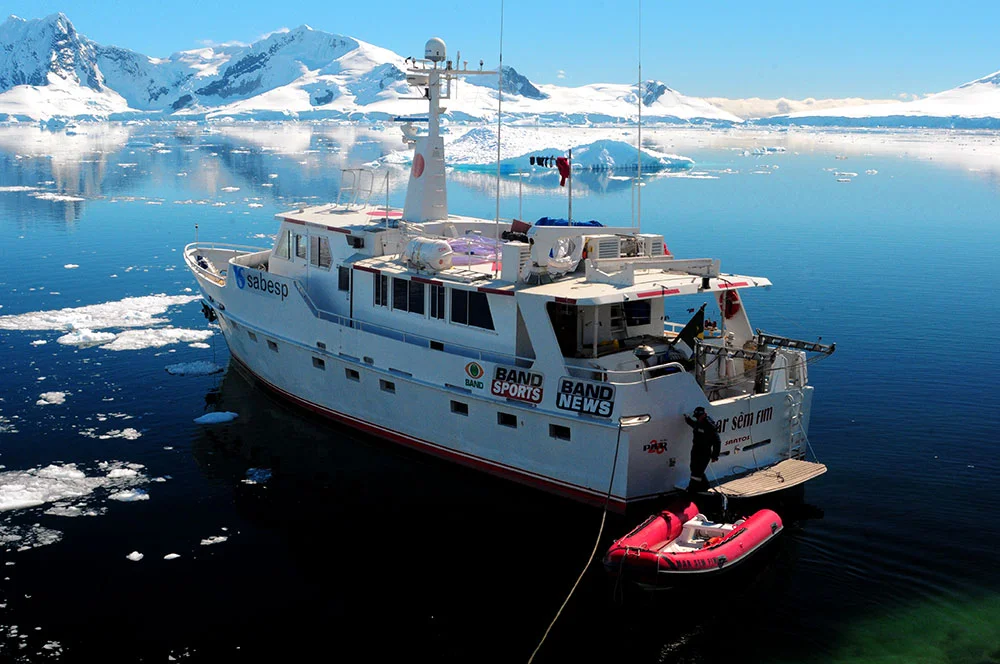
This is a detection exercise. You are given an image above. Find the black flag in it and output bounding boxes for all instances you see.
[672,303,706,350]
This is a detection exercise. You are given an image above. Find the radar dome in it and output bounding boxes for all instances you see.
[425,37,446,62]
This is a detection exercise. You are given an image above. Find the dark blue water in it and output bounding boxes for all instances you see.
[0,123,997,663]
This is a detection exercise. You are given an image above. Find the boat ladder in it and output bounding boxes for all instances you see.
[336,168,376,209]
[785,388,806,460]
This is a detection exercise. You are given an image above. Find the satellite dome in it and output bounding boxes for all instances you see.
[425,37,446,63]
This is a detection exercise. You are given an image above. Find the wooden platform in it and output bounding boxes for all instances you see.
[713,459,827,498]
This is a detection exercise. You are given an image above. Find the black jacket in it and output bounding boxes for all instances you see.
[684,414,721,460]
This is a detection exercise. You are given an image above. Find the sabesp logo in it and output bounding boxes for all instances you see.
[233,264,246,289]
[235,265,289,301]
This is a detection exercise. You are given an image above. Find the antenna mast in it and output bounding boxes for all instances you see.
[636,0,642,233]
[494,0,505,277]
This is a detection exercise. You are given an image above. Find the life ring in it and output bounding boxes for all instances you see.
[718,289,741,319]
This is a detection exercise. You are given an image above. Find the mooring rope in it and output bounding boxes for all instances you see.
[527,420,625,663]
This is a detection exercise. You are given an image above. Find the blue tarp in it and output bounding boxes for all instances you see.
[534,217,604,227]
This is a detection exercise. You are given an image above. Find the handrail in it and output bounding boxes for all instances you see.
[292,280,534,368]
[566,361,687,385]
[185,242,268,254]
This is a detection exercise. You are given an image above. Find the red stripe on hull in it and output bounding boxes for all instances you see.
[226,353,629,512]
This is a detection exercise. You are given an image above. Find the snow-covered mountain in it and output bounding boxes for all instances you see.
[0,13,739,124]
[760,70,1000,128]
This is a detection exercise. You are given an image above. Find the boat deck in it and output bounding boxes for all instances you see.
[713,459,827,498]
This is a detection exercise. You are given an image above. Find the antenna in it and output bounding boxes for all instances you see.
[494,0,505,277]
[636,0,642,233]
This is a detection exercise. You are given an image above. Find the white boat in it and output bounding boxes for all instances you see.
[184,37,834,511]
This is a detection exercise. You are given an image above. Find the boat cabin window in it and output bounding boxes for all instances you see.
[547,299,665,358]
[430,284,445,320]
[295,234,307,260]
[310,236,332,269]
[393,277,425,315]
[274,229,292,260]
[338,266,351,291]
[451,289,494,331]
[624,300,651,326]
[373,274,388,307]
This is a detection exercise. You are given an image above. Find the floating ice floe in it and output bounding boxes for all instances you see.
[243,468,272,485]
[101,328,213,351]
[200,535,228,546]
[165,361,224,376]
[109,488,149,502]
[163,553,180,560]
[0,294,200,332]
[126,551,144,561]
[57,329,117,346]
[220,186,240,192]
[0,461,148,514]
[0,414,19,434]
[188,342,210,349]
[30,192,85,202]
[63,264,79,269]
[0,186,39,192]
[194,411,238,424]
[29,340,47,346]
[36,392,68,406]
[77,427,142,440]
[0,525,63,551]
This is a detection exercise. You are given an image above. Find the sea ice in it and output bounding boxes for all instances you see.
[0,461,147,513]
[126,551,144,561]
[165,361,224,376]
[200,535,228,546]
[56,329,117,346]
[220,186,240,192]
[31,192,85,202]
[36,392,68,406]
[243,468,271,484]
[100,328,213,351]
[63,264,79,269]
[0,294,200,332]
[29,340,47,346]
[163,553,180,560]
[109,488,149,502]
[194,412,238,424]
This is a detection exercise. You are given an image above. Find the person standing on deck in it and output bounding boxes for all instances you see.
[684,406,721,493]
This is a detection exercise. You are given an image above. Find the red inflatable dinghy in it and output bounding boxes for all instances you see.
[603,500,782,589]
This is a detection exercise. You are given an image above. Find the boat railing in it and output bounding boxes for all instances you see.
[293,281,533,368]
[184,242,268,286]
[566,361,687,385]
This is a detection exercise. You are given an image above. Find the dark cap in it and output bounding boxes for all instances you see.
[693,406,706,415]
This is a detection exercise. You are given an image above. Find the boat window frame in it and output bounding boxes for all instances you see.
[450,288,495,331]
[274,229,292,260]
[374,274,388,308]
[295,233,307,260]
[310,236,332,270]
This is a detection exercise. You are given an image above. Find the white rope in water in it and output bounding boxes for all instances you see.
[527,421,625,664]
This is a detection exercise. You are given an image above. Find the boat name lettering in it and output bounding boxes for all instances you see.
[715,406,773,433]
[556,378,615,417]
[724,434,751,447]
[491,367,544,403]
[234,265,289,301]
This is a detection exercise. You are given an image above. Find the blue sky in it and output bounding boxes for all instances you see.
[8,0,1000,99]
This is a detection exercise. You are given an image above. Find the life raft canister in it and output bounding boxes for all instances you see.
[718,289,741,319]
